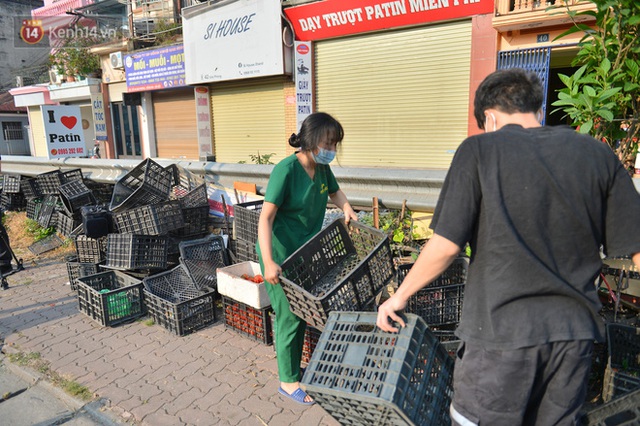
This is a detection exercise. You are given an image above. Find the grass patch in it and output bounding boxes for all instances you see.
[7,351,93,401]
[141,318,155,326]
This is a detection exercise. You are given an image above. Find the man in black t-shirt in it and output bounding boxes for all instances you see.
[377,68,640,425]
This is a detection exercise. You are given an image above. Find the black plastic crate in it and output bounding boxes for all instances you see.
[109,159,172,212]
[20,178,41,200]
[302,312,454,426]
[59,179,96,215]
[84,180,114,205]
[233,200,262,244]
[222,295,272,345]
[56,212,82,238]
[61,168,84,184]
[398,257,467,327]
[74,235,107,263]
[36,170,64,195]
[2,174,22,193]
[176,184,209,208]
[112,201,184,235]
[234,238,258,263]
[104,234,168,271]
[37,195,60,228]
[280,219,395,329]
[76,270,145,327]
[581,389,640,426]
[28,233,63,255]
[143,265,216,336]
[0,192,26,211]
[66,257,102,291]
[178,235,228,291]
[603,324,640,402]
[172,205,209,238]
[26,198,42,221]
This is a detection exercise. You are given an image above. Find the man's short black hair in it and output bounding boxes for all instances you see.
[474,68,544,129]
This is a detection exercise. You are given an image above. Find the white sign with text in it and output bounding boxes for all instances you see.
[183,0,284,84]
[41,105,86,159]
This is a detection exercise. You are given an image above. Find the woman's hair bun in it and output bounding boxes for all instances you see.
[288,133,301,148]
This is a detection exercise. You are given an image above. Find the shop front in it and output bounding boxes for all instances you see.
[284,0,494,169]
[182,0,293,165]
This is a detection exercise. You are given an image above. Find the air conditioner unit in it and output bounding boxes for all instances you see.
[48,70,63,85]
[110,51,124,69]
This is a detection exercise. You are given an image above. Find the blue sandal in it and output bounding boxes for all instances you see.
[278,387,315,406]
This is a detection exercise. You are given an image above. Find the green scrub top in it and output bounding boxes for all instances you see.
[256,152,339,265]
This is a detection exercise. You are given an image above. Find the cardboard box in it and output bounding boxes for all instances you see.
[216,261,270,309]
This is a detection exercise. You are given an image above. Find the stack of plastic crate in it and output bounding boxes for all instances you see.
[279,218,395,330]
[217,260,273,344]
[302,311,454,426]
[231,200,262,263]
[103,159,174,274]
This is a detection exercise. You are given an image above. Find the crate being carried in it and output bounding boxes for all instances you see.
[398,257,467,328]
[603,323,640,402]
[179,235,228,291]
[143,264,216,336]
[76,270,145,327]
[301,311,454,426]
[279,219,395,329]
[109,159,172,212]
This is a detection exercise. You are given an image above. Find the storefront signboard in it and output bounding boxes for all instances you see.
[91,93,108,141]
[295,41,314,131]
[284,0,493,41]
[125,44,186,92]
[194,86,213,160]
[41,105,86,159]
[183,0,284,84]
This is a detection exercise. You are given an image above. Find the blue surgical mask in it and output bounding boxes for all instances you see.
[312,147,336,165]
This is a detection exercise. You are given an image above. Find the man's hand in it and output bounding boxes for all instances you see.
[376,294,407,332]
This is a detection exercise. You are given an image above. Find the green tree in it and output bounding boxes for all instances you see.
[551,0,640,172]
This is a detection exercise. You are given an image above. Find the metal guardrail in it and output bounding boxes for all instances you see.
[0,156,449,212]
[4,156,640,212]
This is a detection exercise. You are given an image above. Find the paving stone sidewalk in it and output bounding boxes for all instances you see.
[0,258,340,426]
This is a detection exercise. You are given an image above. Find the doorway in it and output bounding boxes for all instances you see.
[111,102,142,159]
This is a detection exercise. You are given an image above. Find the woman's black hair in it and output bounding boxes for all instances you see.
[474,68,544,129]
[288,112,344,151]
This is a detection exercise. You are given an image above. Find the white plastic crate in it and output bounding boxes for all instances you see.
[216,261,270,309]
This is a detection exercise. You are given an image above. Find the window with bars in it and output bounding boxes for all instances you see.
[2,122,24,141]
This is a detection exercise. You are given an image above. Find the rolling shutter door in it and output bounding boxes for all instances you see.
[316,20,472,169]
[211,77,286,164]
[153,88,199,160]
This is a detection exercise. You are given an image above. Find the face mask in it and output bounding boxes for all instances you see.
[313,147,336,165]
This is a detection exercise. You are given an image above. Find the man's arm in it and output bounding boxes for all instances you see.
[376,233,462,332]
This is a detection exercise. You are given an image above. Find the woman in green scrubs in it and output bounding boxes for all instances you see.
[256,112,357,406]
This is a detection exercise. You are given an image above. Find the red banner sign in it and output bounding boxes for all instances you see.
[285,0,493,41]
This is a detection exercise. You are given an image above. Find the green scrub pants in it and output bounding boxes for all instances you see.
[265,280,306,383]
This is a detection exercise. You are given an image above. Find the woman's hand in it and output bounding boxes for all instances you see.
[343,204,358,225]
[263,260,282,285]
